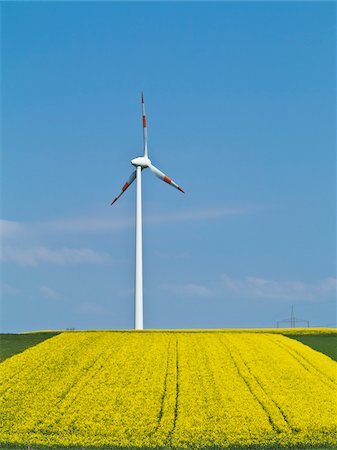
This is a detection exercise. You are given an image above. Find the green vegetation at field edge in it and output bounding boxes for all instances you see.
[0,332,60,362]
[1,329,335,363]
[0,445,336,450]
[284,333,337,361]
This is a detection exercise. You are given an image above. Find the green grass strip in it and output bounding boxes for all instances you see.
[0,332,61,362]
[284,333,337,361]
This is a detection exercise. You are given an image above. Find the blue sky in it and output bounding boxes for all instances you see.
[1,2,336,332]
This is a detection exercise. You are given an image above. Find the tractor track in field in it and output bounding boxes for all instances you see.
[225,337,297,434]
[268,336,336,389]
[32,336,126,432]
[148,338,172,437]
[1,331,336,448]
[221,337,292,435]
[165,338,179,447]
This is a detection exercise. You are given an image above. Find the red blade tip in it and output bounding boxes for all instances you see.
[178,186,185,193]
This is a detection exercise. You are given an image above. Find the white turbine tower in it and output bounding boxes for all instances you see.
[111,93,185,330]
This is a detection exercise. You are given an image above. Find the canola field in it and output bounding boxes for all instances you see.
[0,330,336,449]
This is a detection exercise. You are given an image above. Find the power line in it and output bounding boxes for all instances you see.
[277,305,309,328]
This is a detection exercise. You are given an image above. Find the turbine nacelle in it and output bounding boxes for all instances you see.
[131,156,151,168]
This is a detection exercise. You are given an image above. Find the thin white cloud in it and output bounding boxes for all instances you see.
[39,285,62,300]
[162,283,213,297]
[318,277,337,293]
[14,205,255,235]
[220,274,337,302]
[119,287,134,297]
[161,275,336,303]
[0,205,255,242]
[1,246,111,267]
[1,283,21,296]
[77,302,106,315]
[155,250,189,259]
[146,205,255,225]
[0,220,24,239]
[49,217,133,233]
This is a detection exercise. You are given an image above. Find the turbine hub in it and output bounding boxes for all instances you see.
[131,156,151,168]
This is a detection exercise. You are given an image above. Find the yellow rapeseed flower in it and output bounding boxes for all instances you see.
[0,331,336,448]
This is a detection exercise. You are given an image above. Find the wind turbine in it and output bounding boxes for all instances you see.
[111,93,185,330]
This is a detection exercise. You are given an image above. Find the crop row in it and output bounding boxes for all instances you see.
[0,331,336,448]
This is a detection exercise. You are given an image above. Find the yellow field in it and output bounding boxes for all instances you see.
[0,331,336,448]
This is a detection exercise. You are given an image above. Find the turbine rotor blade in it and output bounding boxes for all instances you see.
[148,163,185,193]
[142,92,148,158]
[111,170,137,205]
